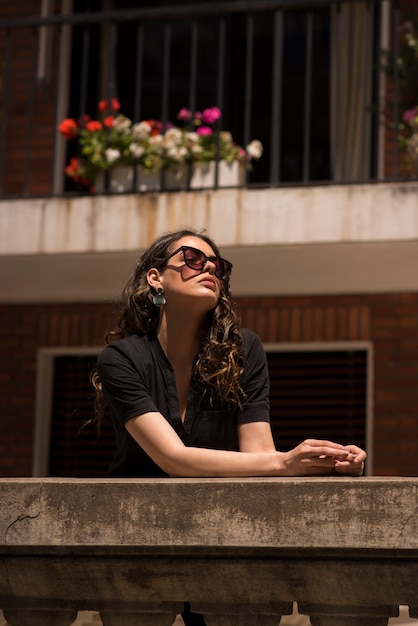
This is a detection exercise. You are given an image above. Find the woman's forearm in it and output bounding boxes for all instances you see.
[125,413,364,477]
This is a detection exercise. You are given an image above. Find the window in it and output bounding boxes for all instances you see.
[265,343,371,471]
[34,343,372,477]
[33,349,115,478]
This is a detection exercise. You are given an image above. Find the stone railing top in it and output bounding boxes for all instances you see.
[1,477,418,556]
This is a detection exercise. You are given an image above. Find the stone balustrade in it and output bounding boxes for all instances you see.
[1,477,418,626]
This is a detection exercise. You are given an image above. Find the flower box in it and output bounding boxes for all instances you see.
[95,167,163,193]
[190,160,246,189]
[59,100,262,193]
[162,165,189,190]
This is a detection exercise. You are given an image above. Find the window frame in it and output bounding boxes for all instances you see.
[33,346,100,477]
[263,341,374,475]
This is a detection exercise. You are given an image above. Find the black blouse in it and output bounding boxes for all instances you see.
[96,328,270,477]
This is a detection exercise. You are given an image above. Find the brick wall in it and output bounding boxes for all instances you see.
[0,0,58,196]
[1,293,417,477]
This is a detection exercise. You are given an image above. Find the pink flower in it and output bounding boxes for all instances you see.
[197,126,213,136]
[177,107,192,121]
[403,107,418,123]
[202,106,221,125]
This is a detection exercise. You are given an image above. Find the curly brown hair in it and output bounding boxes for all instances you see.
[92,228,244,430]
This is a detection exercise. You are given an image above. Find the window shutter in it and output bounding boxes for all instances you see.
[49,355,115,477]
[266,349,367,452]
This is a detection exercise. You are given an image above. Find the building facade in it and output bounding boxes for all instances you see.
[0,0,418,478]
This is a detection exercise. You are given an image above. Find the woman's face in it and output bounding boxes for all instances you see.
[150,236,228,311]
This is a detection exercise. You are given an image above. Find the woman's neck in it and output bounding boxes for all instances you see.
[157,312,204,369]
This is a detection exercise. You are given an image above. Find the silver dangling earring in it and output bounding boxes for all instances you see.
[152,287,166,307]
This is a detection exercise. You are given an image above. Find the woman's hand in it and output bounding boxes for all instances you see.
[281,439,367,477]
[334,444,366,476]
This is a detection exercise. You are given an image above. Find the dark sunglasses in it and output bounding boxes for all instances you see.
[165,245,233,281]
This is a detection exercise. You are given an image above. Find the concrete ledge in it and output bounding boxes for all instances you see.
[1,477,418,553]
[1,478,418,624]
[2,182,418,302]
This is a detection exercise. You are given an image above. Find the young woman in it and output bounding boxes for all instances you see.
[93,227,366,625]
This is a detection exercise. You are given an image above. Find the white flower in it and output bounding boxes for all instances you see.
[164,128,183,144]
[112,115,132,132]
[246,139,263,159]
[149,134,163,146]
[220,131,233,143]
[105,148,121,164]
[166,146,188,161]
[149,134,164,153]
[129,143,145,158]
[184,131,199,144]
[132,122,152,140]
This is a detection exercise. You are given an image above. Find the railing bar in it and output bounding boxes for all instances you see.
[243,14,254,149]
[270,9,283,185]
[363,1,372,181]
[52,23,63,196]
[161,23,171,125]
[161,22,171,189]
[188,20,198,116]
[331,2,341,181]
[76,24,91,192]
[0,0,390,29]
[215,17,227,187]
[391,0,400,179]
[244,14,254,186]
[0,28,12,195]
[104,21,119,191]
[302,12,313,183]
[78,25,90,118]
[52,0,73,196]
[134,23,144,121]
[23,27,39,196]
[106,22,118,106]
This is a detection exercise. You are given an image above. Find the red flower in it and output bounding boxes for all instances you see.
[98,98,121,112]
[103,115,115,128]
[143,119,163,136]
[58,118,78,140]
[64,157,81,181]
[78,114,91,127]
[85,120,102,132]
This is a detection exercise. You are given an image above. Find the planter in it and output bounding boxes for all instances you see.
[96,167,162,193]
[94,162,245,194]
[95,166,135,193]
[162,165,189,190]
[190,160,246,189]
[136,168,161,192]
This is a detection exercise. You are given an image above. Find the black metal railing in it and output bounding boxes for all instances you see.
[0,0,412,198]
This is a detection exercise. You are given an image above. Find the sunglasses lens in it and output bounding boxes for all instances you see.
[213,259,224,279]
[182,247,232,280]
[183,248,206,269]
[215,259,232,280]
